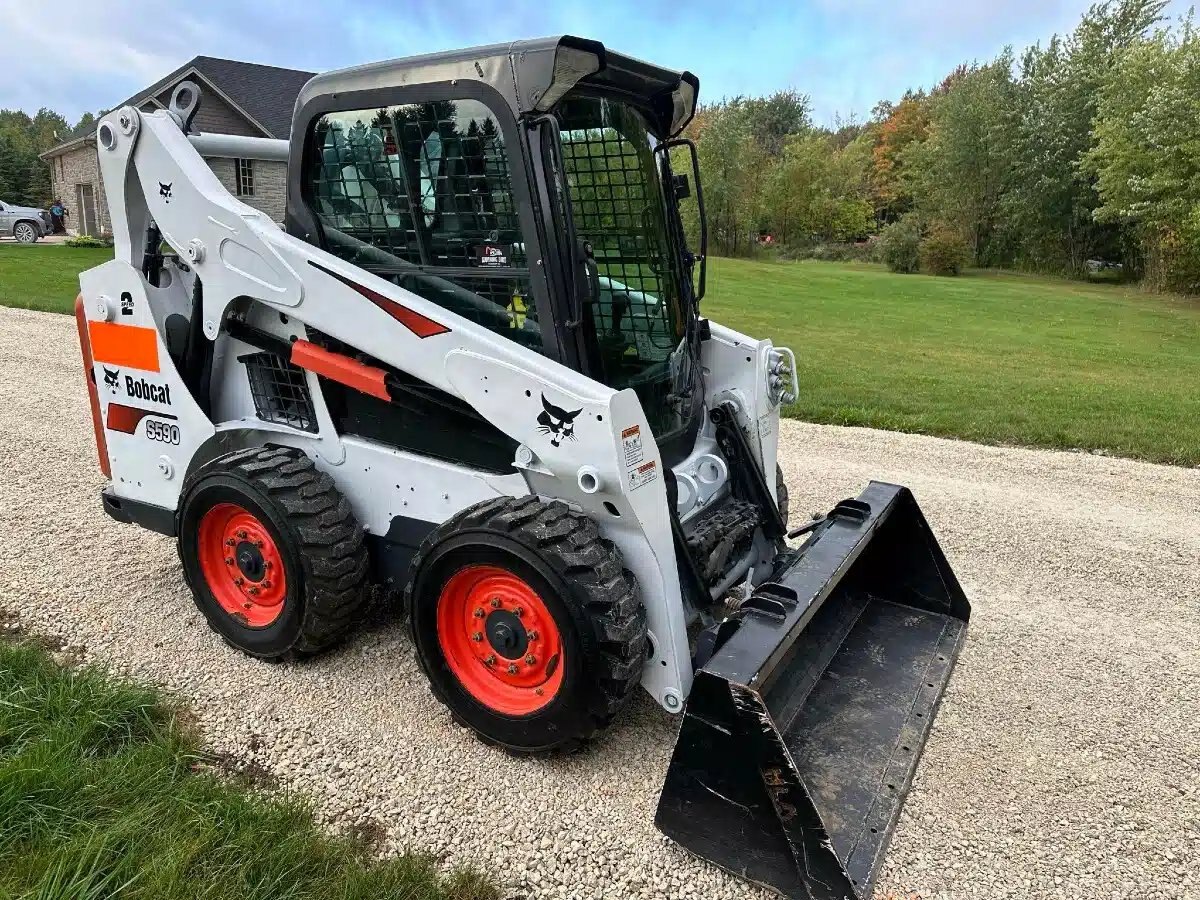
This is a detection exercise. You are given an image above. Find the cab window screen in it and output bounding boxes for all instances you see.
[556,97,684,376]
[307,100,542,351]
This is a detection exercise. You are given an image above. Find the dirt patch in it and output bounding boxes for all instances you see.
[346,817,388,855]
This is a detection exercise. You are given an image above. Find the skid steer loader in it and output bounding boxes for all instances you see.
[73,37,970,899]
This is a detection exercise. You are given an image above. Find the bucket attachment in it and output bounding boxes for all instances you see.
[656,481,971,900]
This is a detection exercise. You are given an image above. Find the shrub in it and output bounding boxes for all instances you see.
[775,238,879,264]
[65,234,113,248]
[878,217,922,274]
[919,225,971,276]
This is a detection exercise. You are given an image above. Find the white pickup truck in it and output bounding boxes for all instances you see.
[0,200,51,243]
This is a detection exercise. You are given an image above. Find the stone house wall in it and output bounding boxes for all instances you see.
[46,73,291,235]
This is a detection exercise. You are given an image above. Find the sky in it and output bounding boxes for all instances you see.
[0,0,1191,129]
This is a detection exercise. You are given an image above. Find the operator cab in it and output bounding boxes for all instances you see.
[285,37,706,468]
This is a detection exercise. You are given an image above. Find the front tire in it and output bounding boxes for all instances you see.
[178,447,368,660]
[14,222,38,244]
[406,496,646,753]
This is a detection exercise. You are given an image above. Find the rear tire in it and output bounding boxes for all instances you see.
[406,495,646,753]
[14,222,38,244]
[178,446,368,660]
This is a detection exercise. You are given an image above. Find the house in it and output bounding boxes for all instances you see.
[41,56,314,236]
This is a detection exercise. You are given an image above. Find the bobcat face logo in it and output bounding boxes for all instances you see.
[159,182,172,202]
[537,394,582,448]
[102,367,120,393]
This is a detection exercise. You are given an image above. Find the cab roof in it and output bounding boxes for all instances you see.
[295,35,699,138]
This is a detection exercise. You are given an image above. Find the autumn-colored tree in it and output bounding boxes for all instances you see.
[868,92,931,221]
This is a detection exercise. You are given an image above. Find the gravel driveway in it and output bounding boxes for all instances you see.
[0,304,1196,900]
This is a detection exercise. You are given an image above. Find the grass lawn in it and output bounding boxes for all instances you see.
[2,243,1197,465]
[0,639,496,900]
[705,257,1200,466]
[0,244,110,313]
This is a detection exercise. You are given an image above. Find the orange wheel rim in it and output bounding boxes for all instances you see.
[197,503,287,628]
[436,564,563,715]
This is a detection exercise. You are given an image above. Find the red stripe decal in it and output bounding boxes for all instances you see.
[290,339,391,402]
[308,261,451,338]
[106,404,177,435]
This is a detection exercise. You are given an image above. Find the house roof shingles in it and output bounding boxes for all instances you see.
[189,56,315,139]
[45,55,314,155]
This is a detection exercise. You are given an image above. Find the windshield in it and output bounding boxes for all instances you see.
[555,95,696,439]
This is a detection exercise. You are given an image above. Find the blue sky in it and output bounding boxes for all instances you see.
[1,0,1191,128]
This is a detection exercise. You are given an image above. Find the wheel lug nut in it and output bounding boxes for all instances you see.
[264,561,273,569]
[236,530,248,539]
[473,608,485,619]
[472,632,483,642]
[484,655,496,666]
[255,540,264,549]
[249,587,260,596]
[525,654,536,666]
[225,557,235,565]
[513,606,524,617]
[507,663,519,675]
[527,630,539,641]
[489,597,501,608]
[225,538,236,547]
[234,577,244,586]
[535,687,544,696]
[262,580,271,589]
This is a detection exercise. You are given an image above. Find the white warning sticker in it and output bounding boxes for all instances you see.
[621,424,644,467]
[629,460,659,491]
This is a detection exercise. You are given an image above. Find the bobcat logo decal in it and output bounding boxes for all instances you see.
[102,367,120,393]
[537,394,582,448]
[159,182,172,203]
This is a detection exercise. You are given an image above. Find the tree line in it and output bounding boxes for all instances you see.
[0,109,103,208]
[677,0,1200,292]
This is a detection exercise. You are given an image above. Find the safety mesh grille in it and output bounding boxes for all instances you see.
[310,103,524,268]
[558,104,678,359]
[241,352,317,433]
[306,100,540,350]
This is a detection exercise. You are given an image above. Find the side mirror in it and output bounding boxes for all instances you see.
[672,174,690,200]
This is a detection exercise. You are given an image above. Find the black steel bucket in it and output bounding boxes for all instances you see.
[656,481,971,900]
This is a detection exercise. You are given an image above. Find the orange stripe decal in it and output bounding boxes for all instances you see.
[75,296,111,477]
[88,321,160,372]
[290,339,391,402]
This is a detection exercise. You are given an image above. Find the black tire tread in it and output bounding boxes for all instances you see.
[406,494,647,751]
[776,464,790,526]
[182,446,368,660]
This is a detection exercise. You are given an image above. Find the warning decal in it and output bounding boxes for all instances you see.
[621,424,644,467]
[630,460,658,491]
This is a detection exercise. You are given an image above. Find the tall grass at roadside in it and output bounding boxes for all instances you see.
[0,640,498,900]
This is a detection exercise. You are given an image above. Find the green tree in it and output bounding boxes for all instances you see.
[902,53,1018,264]
[764,133,872,244]
[1001,0,1168,275]
[682,99,770,256]
[1087,23,1200,290]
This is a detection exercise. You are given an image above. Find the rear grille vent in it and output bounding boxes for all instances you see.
[241,352,317,432]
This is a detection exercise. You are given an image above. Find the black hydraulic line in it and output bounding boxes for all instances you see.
[180,276,212,414]
[224,317,295,359]
[141,223,163,287]
[711,402,787,539]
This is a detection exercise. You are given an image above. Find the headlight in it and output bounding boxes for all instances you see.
[766,347,797,406]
